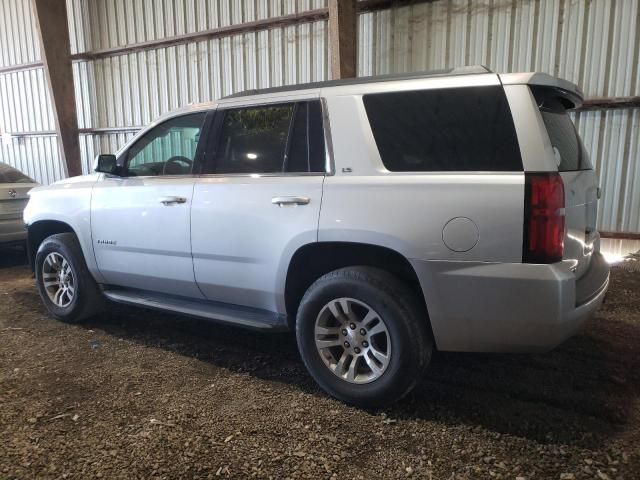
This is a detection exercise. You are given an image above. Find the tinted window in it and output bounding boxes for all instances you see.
[213,104,293,174]
[126,113,205,177]
[0,164,35,183]
[287,103,309,172]
[286,101,326,173]
[533,90,591,171]
[363,86,523,172]
[208,101,326,174]
[308,101,326,173]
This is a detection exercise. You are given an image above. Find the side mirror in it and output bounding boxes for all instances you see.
[94,154,119,175]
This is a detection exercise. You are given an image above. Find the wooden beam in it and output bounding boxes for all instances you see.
[600,231,640,240]
[579,96,640,111]
[329,0,358,79]
[69,8,329,61]
[31,0,82,177]
[358,0,433,13]
[0,61,43,75]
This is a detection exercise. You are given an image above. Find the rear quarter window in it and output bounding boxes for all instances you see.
[533,89,591,172]
[362,86,523,172]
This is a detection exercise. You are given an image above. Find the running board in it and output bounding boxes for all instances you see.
[102,289,288,331]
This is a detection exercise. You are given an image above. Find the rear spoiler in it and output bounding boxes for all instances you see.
[499,72,583,110]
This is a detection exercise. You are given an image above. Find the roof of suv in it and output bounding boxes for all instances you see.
[173,66,582,123]
[222,65,493,99]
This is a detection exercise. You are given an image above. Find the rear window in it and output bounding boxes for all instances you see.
[0,164,35,183]
[533,88,591,171]
[362,86,523,172]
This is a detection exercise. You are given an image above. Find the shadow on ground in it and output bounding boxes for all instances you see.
[5,261,640,451]
[0,245,27,269]
[56,270,638,450]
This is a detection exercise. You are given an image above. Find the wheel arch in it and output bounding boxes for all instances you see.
[26,220,76,271]
[284,241,432,336]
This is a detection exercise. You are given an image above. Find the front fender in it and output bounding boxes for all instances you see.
[24,176,103,283]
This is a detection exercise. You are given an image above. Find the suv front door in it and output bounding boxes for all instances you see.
[191,99,327,314]
[91,111,208,298]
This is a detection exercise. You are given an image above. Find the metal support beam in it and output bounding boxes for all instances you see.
[329,0,358,79]
[31,0,82,177]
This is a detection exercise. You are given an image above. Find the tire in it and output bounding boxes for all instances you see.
[35,232,104,323]
[296,266,432,408]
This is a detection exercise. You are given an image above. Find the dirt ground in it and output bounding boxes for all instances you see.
[1,247,639,480]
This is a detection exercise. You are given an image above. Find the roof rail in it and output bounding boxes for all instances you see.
[222,65,493,100]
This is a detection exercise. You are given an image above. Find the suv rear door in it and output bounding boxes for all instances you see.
[191,99,326,314]
[533,88,599,280]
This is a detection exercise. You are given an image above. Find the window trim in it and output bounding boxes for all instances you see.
[281,102,299,172]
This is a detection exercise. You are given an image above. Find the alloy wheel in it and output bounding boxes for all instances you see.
[314,297,391,384]
[42,252,75,308]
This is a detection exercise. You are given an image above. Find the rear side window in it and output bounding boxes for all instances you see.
[533,89,591,171]
[207,101,326,175]
[363,86,523,172]
[214,104,294,174]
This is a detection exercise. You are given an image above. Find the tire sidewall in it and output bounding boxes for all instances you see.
[296,272,426,406]
[35,236,88,322]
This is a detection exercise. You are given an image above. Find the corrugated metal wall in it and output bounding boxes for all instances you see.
[359,0,640,233]
[0,0,64,184]
[0,0,40,66]
[0,0,638,233]
[69,0,329,174]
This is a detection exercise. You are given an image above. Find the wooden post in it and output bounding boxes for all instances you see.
[31,0,82,177]
[329,0,358,79]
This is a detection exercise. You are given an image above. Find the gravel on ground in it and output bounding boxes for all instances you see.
[1,247,639,479]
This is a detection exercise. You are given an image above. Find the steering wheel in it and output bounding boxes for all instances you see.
[163,156,193,175]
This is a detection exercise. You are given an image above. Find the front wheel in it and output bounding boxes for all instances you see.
[296,266,432,407]
[35,233,104,323]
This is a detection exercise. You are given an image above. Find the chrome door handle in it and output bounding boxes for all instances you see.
[271,196,311,206]
[159,196,187,205]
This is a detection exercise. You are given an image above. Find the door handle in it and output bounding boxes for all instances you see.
[159,196,187,205]
[271,196,310,207]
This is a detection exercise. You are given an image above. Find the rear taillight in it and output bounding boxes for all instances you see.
[523,172,565,263]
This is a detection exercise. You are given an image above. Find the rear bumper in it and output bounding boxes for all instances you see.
[0,218,27,244]
[411,252,610,353]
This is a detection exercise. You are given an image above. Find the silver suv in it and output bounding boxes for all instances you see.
[24,66,610,407]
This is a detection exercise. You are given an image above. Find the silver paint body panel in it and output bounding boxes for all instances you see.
[91,176,203,298]
[23,70,609,352]
[191,175,324,313]
[0,162,38,244]
[0,183,36,243]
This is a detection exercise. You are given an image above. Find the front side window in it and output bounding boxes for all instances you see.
[207,101,326,174]
[125,113,206,177]
[362,86,523,172]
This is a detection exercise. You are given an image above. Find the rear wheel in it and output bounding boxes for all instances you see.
[35,233,104,323]
[296,266,432,407]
